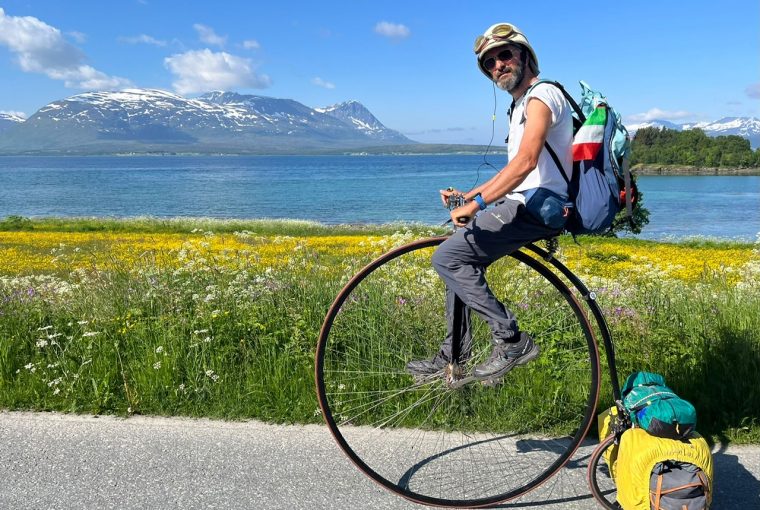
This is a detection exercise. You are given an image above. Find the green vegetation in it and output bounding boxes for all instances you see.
[0,218,758,444]
[631,127,760,168]
[0,215,446,236]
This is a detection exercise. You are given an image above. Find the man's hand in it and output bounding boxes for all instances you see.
[450,200,480,227]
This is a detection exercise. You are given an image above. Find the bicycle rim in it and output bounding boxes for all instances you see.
[315,237,601,507]
[588,434,620,509]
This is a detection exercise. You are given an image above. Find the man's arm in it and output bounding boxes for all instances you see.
[451,97,553,225]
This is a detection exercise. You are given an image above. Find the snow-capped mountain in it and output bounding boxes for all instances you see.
[0,88,413,154]
[683,117,760,148]
[315,100,399,141]
[627,117,760,149]
[0,112,24,133]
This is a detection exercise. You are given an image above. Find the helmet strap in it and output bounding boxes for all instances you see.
[514,45,529,89]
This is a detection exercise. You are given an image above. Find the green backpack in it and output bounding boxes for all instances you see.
[622,372,697,440]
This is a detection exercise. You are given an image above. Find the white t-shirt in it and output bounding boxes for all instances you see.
[506,81,573,201]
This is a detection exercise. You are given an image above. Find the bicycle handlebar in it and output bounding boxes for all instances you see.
[442,192,469,227]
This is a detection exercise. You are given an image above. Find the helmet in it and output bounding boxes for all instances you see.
[474,23,539,79]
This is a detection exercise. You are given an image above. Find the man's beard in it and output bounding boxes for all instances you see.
[495,61,524,92]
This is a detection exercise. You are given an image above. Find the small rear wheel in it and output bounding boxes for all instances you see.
[588,434,622,509]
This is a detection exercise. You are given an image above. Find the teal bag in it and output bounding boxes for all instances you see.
[622,371,697,440]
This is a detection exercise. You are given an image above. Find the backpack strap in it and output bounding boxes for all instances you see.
[507,80,584,179]
[652,474,664,509]
[506,79,586,144]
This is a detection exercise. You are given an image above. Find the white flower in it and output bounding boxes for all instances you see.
[153,361,162,370]
[82,331,100,337]
[37,326,53,331]
[155,346,164,354]
[36,339,49,348]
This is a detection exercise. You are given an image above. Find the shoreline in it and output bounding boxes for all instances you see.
[633,165,760,176]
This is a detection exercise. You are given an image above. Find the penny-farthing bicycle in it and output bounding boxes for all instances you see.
[315,198,625,508]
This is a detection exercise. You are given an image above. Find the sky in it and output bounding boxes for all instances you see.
[0,0,758,144]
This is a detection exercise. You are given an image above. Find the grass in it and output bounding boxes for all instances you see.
[0,217,758,443]
[0,214,446,236]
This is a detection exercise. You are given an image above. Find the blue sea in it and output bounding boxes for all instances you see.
[0,155,758,241]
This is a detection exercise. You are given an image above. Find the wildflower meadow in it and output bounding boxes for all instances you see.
[0,218,758,442]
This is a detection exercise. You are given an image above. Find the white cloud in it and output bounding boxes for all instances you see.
[311,77,335,90]
[120,34,167,47]
[193,24,226,47]
[746,83,760,100]
[627,108,694,123]
[242,39,260,50]
[0,7,130,90]
[374,21,410,39]
[164,49,271,94]
[67,31,87,44]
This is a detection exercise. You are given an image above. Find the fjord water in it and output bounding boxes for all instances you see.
[0,155,758,241]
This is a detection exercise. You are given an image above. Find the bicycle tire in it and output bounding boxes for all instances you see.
[315,237,601,508]
[588,434,621,509]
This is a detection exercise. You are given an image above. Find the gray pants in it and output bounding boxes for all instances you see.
[431,198,561,360]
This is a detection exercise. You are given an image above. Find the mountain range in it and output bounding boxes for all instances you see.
[0,89,414,154]
[0,88,759,154]
[627,117,760,149]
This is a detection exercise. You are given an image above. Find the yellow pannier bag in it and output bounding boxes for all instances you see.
[597,406,621,480]
[616,427,713,510]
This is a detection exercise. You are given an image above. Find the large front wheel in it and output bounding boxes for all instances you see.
[315,237,601,507]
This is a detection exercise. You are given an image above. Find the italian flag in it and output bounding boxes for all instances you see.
[572,105,607,161]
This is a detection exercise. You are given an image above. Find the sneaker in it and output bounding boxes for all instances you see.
[472,332,539,380]
[406,352,449,377]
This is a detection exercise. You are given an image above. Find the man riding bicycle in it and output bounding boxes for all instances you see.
[407,22,574,381]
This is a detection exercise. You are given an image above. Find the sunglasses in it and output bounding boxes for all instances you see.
[473,23,515,53]
[482,49,517,71]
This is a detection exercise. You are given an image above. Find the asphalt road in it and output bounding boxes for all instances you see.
[1,412,758,509]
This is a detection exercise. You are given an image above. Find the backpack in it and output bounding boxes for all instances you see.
[650,461,712,510]
[596,406,713,510]
[616,427,713,510]
[622,371,697,440]
[517,80,639,235]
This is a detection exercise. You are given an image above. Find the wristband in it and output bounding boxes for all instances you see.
[473,193,487,210]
